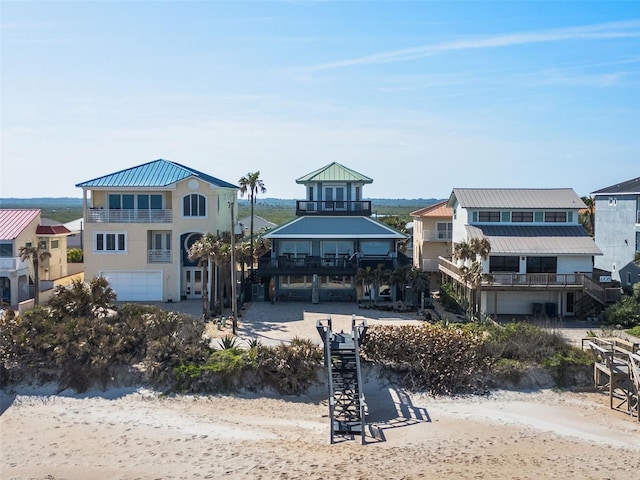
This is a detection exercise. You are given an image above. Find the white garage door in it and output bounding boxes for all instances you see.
[101,271,163,301]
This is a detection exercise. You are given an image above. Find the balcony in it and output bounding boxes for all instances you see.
[259,255,359,275]
[421,229,452,242]
[0,257,29,271]
[148,249,172,263]
[295,200,372,216]
[88,208,172,224]
[438,257,585,289]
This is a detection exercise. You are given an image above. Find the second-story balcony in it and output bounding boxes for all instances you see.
[148,249,172,263]
[0,256,30,271]
[88,208,172,224]
[296,200,372,216]
[421,229,452,242]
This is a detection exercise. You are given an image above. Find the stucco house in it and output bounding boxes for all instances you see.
[591,176,640,291]
[76,159,238,303]
[411,200,453,275]
[258,162,409,303]
[438,188,606,318]
[0,209,71,308]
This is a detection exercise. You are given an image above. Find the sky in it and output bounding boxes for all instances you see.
[1,1,639,200]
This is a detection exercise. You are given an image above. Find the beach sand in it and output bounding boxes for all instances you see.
[2,380,639,480]
[2,302,639,479]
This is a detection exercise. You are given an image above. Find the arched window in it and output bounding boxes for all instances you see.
[183,194,206,217]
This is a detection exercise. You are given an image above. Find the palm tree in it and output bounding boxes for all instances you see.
[238,172,267,281]
[188,234,215,317]
[452,237,491,319]
[19,243,51,306]
[390,265,431,309]
[580,196,595,237]
[356,266,376,305]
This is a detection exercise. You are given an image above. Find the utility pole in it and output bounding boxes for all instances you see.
[229,198,238,335]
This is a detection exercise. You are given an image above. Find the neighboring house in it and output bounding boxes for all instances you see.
[591,176,640,290]
[63,217,85,249]
[76,159,238,303]
[438,188,606,318]
[411,200,453,274]
[238,215,276,238]
[258,162,409,303]
[0,209,71,307]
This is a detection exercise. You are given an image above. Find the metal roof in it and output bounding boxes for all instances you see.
[591,176,640,195]
[0,209,40,241]
[465,224,602,255]
[36,225,71,236]
[75,159,239,190]
[410,200,453,218]
[448,188,585,209]
[262,216,407,239]
[295,162,373,184]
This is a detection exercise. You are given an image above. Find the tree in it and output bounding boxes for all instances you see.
[356,263,391,305]
[378,215,409,253]
[19,243,51,306]
[452,237,491,320]
[390,265,431,309]
[239,172,267,280]
[187,234,214,317]
[48,276,116,318]
[580,196,595,237]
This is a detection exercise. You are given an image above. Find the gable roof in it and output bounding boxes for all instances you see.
[410,200,453,218]
[262,216,407,239]
[36,224,71,236]
[591,176,640,195]
[295,162,373,185]
[75,159,239,190]
[0,209,40,241]
[448,188,585,209]
[466,224,601,255]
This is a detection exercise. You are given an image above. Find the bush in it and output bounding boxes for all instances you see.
[67,248,83,263]
[360,324,490,395]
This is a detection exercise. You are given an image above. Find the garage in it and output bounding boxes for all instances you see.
[101,271,163,301]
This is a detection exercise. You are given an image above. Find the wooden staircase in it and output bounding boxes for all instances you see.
[317,315,368,444]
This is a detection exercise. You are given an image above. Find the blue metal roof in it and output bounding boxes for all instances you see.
[263,216,407,239]
[76,159,238,189]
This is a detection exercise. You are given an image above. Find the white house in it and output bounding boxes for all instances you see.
[439,188,604,318]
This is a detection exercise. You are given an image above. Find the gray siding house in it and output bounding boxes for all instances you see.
[592,176,640,290]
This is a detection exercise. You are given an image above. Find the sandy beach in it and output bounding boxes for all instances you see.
[2,301,639,479]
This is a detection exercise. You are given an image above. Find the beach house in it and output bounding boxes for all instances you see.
[258,162,409,303]
[76,159,238,303]
[591,176,640,291]
[438,188,606,318]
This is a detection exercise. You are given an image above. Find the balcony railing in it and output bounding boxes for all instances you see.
[438,257,585,287]
[295,200,372,216]
[0,257,29,271]
[88,208,172,224]
[148,249,172,263]
[258,254,398,274]
[421,229,452,242]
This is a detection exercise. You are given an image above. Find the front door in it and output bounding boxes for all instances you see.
[184,268,203,299]
[323,186,346,211]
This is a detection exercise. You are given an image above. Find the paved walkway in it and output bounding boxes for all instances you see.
[133,299,633,348]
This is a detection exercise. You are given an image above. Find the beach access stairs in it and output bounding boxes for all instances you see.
[317,315,368,444]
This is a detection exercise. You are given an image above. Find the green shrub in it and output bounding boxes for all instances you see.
[481,321,567,363]
[67,248,83,263]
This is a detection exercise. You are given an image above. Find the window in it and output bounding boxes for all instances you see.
[308,186,314,201]
[627,272,632,285]
[0,243,13,257]
[360,241,389,255]
[490,256,519,272]
[323,275,352,289]
[322,241,353,257]
[544,211,567,223]
[534,211,544,222]
[183,194,206,217]
[281,275,310,288]
[280,241,311,257]
[95,232,126,253]
[478,211,500,222]
[501,211,510,222]
[436,222,452,240]
[38,240,47,250]
[50,239,59,250]
[138,194,163,210]
[109,194,134,209]
[512,211,533,222]
[608,197,617,206]
[526,256,557,273]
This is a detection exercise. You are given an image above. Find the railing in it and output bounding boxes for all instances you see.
[87,208,172,223]
[148,249,172,263]
[0,257,29,270]
[259,255,358,271]
[422,258,440,272]
[295,200,372,216]
[438,256,586,288]
[421,229,452,242]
